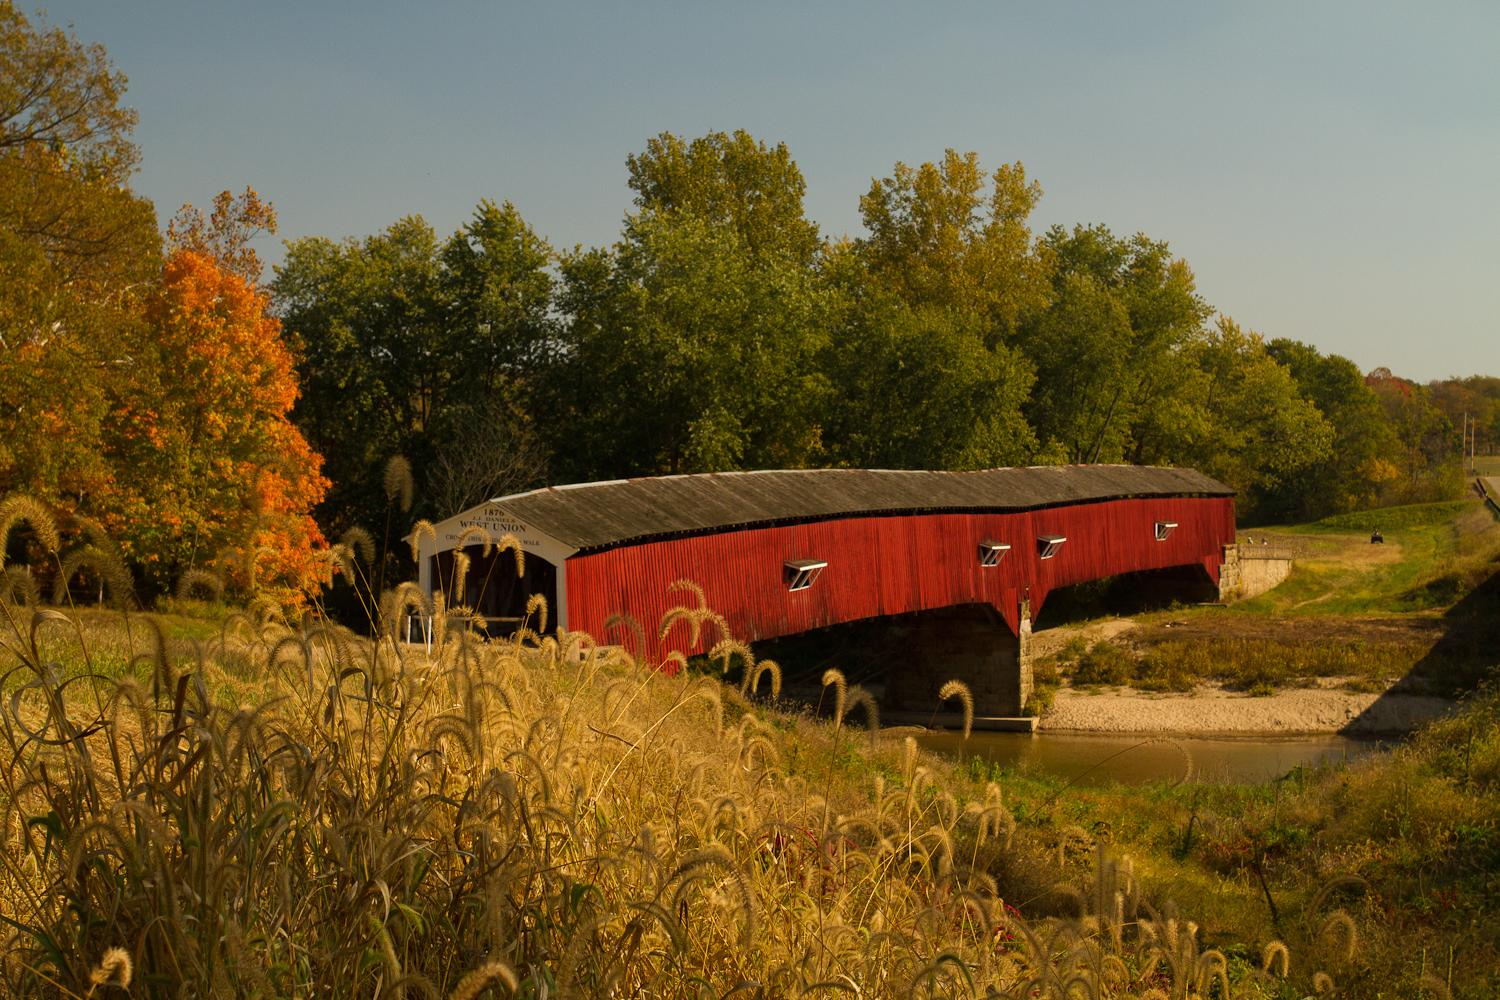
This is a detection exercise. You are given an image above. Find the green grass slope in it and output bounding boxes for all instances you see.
[1233,500,1500,617]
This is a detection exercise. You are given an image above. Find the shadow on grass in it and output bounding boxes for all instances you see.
[1340,564,1500,733]
[1425,562,1500,693]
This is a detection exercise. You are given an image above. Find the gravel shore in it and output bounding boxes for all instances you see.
[1040,680,1454,735]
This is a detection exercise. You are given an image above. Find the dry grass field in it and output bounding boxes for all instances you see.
[2,592,1414,999]
[3,497,1499,997]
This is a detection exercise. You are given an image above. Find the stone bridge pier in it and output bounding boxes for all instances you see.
[883,601,1033,720]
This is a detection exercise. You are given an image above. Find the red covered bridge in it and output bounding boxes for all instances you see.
[414,465,1236,716]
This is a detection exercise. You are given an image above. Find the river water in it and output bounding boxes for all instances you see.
[916,730,1387,786]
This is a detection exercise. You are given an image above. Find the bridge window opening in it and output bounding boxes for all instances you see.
[1155,521,1178,541]
[1037,535,1066,560]
[784,559,827,592]
[978,540,1011,567]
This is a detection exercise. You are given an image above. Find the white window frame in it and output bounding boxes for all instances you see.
[1154,521,1178,541]
[1037,535,1066,560]
[784,559,827,592]
[978,540,1011,567]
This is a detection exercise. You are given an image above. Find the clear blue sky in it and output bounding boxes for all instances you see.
[47,1,1500,383]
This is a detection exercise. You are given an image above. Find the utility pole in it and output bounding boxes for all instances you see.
[1463,412,1469,475]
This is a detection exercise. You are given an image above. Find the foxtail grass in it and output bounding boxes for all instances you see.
[0,514,1371,998]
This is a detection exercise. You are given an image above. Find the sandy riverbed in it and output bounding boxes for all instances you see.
[1040,680,1453,735]
[1028,614,1458,735]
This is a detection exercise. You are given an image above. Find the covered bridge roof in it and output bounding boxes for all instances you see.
[487,465,1233,554]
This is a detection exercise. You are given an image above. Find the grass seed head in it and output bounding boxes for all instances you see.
[745,657,782,700]
[87,947,131,989]
[2,565,41,607]
[937,679,974,740]
[409,519,438,561]
[822,668,848,727]
[493,532,525,577]
[0,495,61,555]
[1262,940,1290,977]
[453,524,493,557]
[175,567,225,603]
[384,454,415,513]
[341,525,376,565]
[450,960,518,1000]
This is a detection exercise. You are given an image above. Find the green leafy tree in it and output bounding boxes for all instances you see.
[1365,368,1462,504]
[275,202,553,534]
[820,294,1036,471]
[1427,374,1500,463]
[1262,339,1402,518]
[440,198,557,391]
[0,2,139,175]
[277,215,444,535]
[1013,273,1134,464]
[626,129,821,266]
[1137,318,1333,517]
[1017,225,1213,465]
[855,149,1053,343]
[544,212,832,480]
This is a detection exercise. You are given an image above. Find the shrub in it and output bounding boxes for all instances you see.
[1023,684,1057,717]
[1031,654,1062,687]
[1134,649,1200,693]
[1135,638,1419,693]
[1058,635,1089,662]
[1072,641,1136,686]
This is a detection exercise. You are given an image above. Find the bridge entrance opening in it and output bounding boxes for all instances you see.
[430,546,557,637]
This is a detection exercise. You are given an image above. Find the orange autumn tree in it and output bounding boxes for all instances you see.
[97,236,329,603]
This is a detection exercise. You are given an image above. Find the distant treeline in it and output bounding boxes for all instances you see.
[274,131,1491,540]
[1,1,1492,604]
